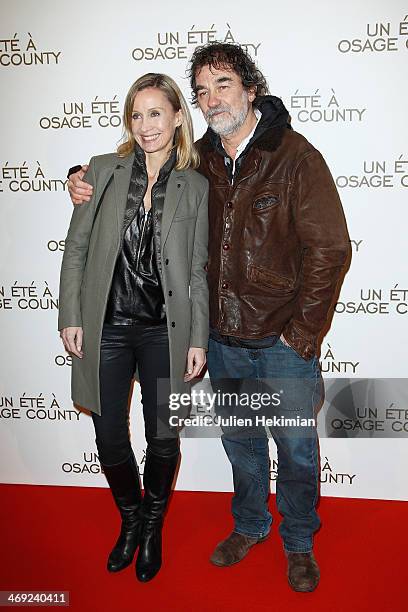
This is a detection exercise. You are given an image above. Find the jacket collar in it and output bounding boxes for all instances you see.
[132,143,177,183]
[112,149,187,247]
[114,144,176,175]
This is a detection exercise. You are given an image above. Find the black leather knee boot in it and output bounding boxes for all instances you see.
[136,449,179,582]
[102,452,142,572]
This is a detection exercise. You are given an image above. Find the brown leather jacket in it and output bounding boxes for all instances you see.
[196,97,350,360]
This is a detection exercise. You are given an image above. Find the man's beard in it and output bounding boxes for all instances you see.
[205,92,249,136]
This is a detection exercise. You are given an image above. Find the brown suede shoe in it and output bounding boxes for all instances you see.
[210,531,268,567]
[286,551,320,592]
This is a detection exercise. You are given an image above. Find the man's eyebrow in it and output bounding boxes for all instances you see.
[215,76,233,84]
[195,76,234,91]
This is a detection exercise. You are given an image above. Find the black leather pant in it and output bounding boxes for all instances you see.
[91,323,179,466]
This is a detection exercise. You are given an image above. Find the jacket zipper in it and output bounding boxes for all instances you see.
[135,212,148,271]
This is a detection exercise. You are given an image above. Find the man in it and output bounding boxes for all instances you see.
[68,43,350,592]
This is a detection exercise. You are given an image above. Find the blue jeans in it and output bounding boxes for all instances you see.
[207,337,322,552]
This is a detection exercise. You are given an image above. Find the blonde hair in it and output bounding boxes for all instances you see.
[117,73,199,169]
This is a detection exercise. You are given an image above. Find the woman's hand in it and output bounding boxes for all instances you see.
[184,347,206,381]
[60,327,84,358]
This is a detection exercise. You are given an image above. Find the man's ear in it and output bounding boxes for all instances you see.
[247,86,257,102]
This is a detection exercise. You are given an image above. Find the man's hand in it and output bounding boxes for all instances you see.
[67,165,92,205]
[184,347,206,381]
[60,327,84,358]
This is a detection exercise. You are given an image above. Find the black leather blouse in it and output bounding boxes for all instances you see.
[104,146,176,326]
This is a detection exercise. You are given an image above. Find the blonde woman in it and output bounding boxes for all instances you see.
[59,74,209,582]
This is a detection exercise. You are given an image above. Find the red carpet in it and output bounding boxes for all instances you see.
[0,484,406,611]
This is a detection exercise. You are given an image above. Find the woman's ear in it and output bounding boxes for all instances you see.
[175,109,183,128]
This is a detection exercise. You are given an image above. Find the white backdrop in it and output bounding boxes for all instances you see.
[1,0,407,500]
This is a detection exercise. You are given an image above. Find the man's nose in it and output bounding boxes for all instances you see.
[207,92,221,108]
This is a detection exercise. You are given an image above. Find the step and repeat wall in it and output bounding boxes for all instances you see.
[1,0,407,500]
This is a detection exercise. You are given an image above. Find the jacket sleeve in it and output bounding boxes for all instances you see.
[282,150,351,360]
[189,181,210,349]
[58,157,97,330]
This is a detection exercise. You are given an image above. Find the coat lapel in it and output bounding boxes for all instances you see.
[161,170,186,250]
[112,159,186,248]
[113,152,134,234]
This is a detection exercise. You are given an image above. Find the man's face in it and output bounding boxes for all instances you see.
[194,64,256,136]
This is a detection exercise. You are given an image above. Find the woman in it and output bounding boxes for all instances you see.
[58,73,209,582]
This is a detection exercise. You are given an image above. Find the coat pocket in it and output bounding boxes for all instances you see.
[252,194,280,211]
[248,264,296,295]
[172,215,196,222]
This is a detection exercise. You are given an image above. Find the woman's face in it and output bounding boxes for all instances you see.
[131,87,182,155]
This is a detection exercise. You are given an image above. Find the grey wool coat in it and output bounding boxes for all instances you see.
[58,152,209,415]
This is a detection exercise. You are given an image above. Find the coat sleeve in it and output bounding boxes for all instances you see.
[282,150,351,360]
[189,180,209,349]
[58,157,98,330]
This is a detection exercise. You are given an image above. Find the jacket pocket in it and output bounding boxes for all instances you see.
[253,194,280,211]
[172,215,196,222]
[249,264,295,295]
